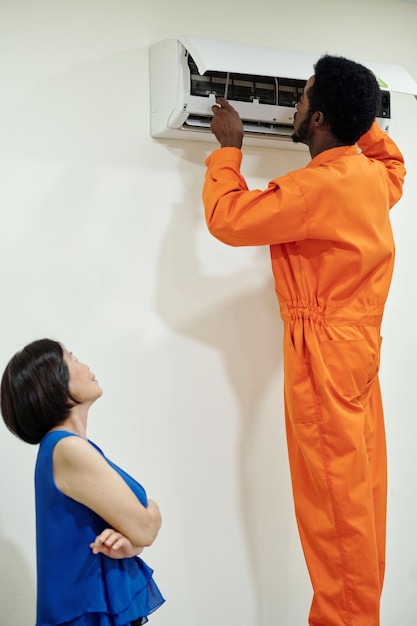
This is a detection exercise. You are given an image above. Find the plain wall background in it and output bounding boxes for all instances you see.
[1,1,416,625]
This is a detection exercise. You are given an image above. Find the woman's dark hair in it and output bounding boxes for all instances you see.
[307,54,380,145]
[1,339,77,444]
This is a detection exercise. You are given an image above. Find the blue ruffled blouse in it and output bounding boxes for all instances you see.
[35,431,164,626]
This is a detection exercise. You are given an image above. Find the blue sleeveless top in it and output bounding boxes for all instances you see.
[35,431,165,626]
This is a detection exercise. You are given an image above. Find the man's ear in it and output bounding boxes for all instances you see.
[313,111,325,127]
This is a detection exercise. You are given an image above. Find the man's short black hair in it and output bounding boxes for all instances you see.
[1,339,77,444]
[308,54,380,145]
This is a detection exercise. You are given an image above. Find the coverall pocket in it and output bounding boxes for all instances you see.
[322,338,376,399]
[284,332,318,424]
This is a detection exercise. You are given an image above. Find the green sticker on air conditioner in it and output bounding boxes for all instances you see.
[377,77,389,89]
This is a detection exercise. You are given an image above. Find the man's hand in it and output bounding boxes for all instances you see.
[211,98,244,149]
[90,528,144,559]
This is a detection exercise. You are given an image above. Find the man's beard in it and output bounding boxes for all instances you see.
[292,111,313,145]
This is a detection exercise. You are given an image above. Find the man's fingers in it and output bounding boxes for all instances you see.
[215,97,231,108]
[212,97,235,114]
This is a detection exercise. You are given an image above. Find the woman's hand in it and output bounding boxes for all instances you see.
[90,528,144,559]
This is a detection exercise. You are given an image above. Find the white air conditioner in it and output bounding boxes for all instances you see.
[149,37,417,150]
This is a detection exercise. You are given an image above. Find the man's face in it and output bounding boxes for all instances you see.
[292,76,314,145]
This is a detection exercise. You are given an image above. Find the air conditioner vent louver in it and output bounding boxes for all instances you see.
[183,114,294,140]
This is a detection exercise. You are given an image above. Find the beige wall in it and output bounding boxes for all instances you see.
[0,1,416,625]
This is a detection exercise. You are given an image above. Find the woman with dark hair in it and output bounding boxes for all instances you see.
[1,338,164,626]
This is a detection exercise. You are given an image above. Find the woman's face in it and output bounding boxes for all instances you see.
[63,349,103,405]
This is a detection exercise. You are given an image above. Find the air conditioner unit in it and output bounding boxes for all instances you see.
[149,37,417,150]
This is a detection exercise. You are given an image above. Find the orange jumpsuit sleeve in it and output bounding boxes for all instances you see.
[357,121,406,207]
[203,148,308,247]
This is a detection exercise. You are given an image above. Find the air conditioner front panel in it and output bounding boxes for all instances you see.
[179,36,315,80]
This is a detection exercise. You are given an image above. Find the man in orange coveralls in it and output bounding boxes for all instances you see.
[202,55,406,626]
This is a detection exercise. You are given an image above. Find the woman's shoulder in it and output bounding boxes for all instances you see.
[38,431,106,479]
[38,429,77,455]
[42,430,101,452]
[41,428,78,443]
[53,432,105,465]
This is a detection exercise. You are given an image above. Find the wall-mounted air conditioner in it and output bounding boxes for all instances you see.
[149,37,417,150]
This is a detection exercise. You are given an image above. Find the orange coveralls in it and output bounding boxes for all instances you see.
[203,121,405,626]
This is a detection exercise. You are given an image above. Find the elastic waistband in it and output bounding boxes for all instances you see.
[280,302,384,326]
